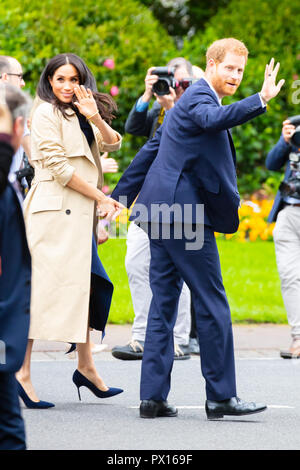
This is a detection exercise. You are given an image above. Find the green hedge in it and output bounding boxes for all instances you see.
[181,0,300,195]
[0,0,176,183]
[1,0,299,195]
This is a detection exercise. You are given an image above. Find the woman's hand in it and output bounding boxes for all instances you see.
[97,222,109,245]
[100,152,119,173]
[97,195,125,221]
[73,85,99,119]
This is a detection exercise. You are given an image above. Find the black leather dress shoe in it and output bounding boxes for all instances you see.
[205,397,267,420]
[140,400,178,418]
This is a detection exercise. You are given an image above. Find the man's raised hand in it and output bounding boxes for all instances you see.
[260,58,285,103]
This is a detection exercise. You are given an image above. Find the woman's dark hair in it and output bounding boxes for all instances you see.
[37,53,117,124]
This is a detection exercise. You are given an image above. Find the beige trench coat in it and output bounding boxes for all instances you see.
[24,101,121,343]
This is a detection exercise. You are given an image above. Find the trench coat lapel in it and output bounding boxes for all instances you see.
[62,108,97,167]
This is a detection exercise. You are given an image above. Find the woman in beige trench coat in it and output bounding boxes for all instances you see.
[16,53,124,408]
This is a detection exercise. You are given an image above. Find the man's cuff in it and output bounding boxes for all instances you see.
[135,97,149,113]
[259,93,267,108]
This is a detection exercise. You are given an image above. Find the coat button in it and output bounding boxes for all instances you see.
[66,209,71,215]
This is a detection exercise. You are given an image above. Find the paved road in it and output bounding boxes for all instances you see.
[22,354,300,450]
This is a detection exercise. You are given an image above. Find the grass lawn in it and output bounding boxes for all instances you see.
[217,239,286,323]
[98,238,287,325]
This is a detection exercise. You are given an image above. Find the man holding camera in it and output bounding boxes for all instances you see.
[266,118,300,358]
[112,58,199,361]
[125,58,198,138]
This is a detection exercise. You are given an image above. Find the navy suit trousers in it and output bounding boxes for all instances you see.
[0,373,26,450]
[140,223,237,402]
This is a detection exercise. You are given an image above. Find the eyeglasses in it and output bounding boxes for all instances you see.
[7,73,24,80]
[0,72,24,81]
[176,78,195,91]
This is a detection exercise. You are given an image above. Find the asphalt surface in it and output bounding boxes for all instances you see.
[21,325,300,451]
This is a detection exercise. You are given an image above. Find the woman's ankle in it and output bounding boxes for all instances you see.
[16,371,31,383]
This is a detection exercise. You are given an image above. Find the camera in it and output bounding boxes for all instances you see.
[288,115,300,147]
[15,152,34,192]
[279,116,300,199]
[279,152,300,199]
[151,67,176,96]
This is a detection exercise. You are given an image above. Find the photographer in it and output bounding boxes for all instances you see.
[266,118,300,358]
[125,58,198,138]
[112,58,200,361]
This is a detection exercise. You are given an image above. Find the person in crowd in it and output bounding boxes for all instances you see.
[112,58,197,362]
[111,38,284,419]
[16,53,124,408]
[266,118,300,358]
[0,56,31,187]
[0,84,32,449]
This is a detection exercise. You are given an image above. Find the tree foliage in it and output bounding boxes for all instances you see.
[0,0,299,194]
[140,0,230,45]
[181,0,300,194]
[0,0,176,182]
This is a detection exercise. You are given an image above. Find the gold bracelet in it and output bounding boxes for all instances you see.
[86,111,99,121]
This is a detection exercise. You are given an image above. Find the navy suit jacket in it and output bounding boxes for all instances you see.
[0,182,31,373]
[265,135,297,223]
[112,78,266,234]
[125,99,162,139]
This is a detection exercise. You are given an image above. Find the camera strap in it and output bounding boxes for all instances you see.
[152,107,165,138]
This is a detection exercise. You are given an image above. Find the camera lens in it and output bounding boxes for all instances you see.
[153,79,170,96]
[291,127,300,147]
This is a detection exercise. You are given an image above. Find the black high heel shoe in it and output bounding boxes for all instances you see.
[17,381,55,409]
[72,369,123,401]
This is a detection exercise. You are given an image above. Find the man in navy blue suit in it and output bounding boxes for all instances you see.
[0,85,31,449]
[112,38,285,420]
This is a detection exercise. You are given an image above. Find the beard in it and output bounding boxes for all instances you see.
[211,74,240,98]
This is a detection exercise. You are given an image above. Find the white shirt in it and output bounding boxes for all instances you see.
[202,76,223,105]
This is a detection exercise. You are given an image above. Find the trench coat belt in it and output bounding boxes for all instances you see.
[34,167,54,182]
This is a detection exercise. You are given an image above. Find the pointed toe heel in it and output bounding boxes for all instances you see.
[72,370,123,401]
[17,381,55,409]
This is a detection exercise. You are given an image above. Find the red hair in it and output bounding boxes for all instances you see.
[206,38,248,65]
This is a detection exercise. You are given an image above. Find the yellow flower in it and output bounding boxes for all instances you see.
[238,231,246,242]
[249,230,259,242]
[260,228,269,241]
